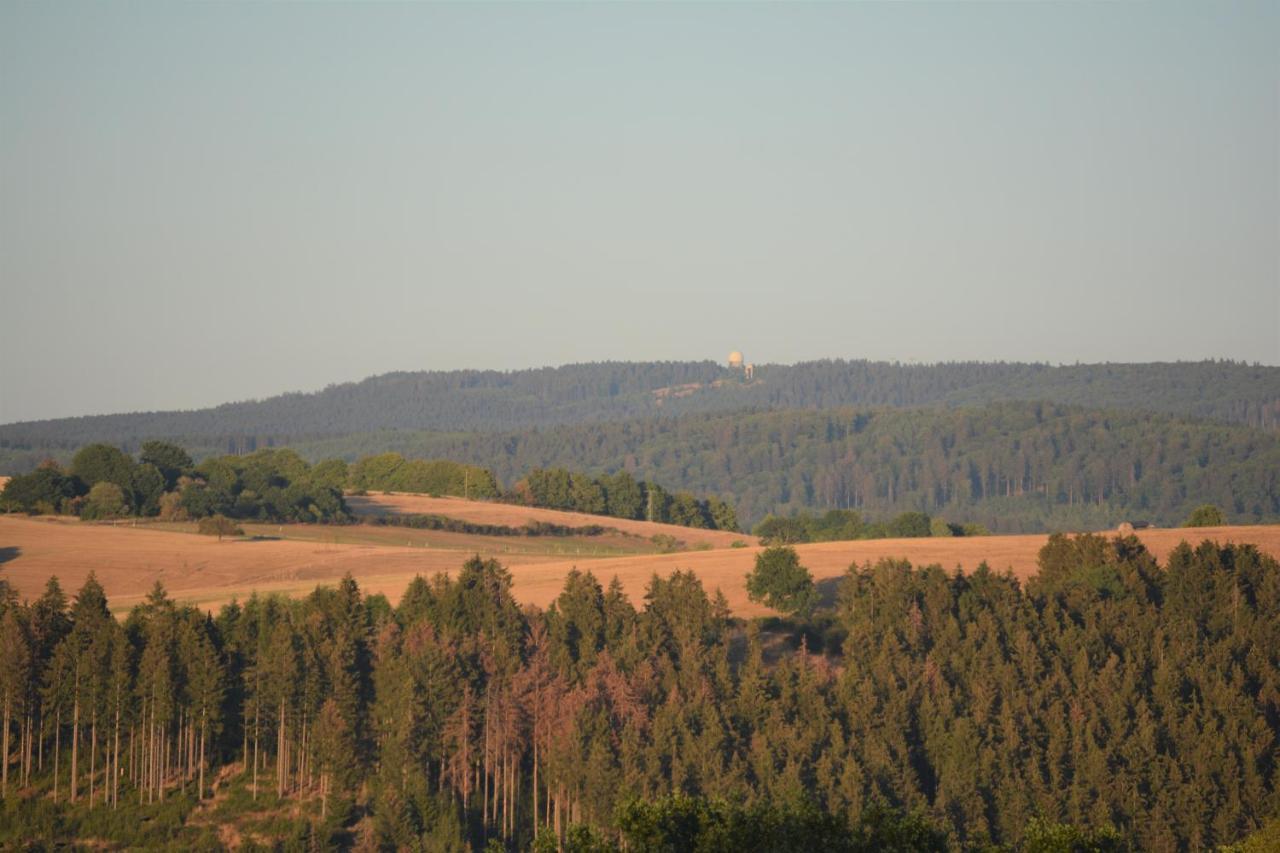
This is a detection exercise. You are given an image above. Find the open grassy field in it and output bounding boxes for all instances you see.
[2,503,1277,617]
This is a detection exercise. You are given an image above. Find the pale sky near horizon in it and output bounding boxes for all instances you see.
[1,1,1277,423]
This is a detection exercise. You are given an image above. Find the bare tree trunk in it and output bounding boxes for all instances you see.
[199,710,206,801]
[147,716,154,804]
[482,701,490,829]
[2,692,10,798]
[554,784,561,842]
[25,713,33,788]
[113,700,121,808]
[252,701,260,801]
[90,705,97,807]
[70,693,79,803]
[277,698,285,799]
[53,711,60,804]
[298,718,306,795]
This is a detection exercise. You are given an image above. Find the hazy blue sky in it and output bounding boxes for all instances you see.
[2,1,1276,423]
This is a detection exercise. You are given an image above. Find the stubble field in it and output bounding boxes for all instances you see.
[1,492,1277,617]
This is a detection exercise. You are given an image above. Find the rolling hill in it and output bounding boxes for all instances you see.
[2,360,1276,462]
[3,500,1277,619]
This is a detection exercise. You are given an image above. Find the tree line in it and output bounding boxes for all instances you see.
[753,509,989,545]
[1,534,1276,849]
[0,446,740,535]
[515,467,738,532]
[2,360,1276,469]
[0,443,349,524]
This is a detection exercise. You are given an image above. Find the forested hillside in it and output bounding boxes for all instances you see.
[290,402,1280,532]
[2,360,1276,461]
[7,403,1277,533]
[0,536,1276,849]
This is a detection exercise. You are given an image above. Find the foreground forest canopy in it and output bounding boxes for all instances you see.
[0,534,1276,849]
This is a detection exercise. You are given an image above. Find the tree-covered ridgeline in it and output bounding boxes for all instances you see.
[292,402,1280,531]
[1,360,1276,462]
[6,403,1278,533]
[1,535,1277,849]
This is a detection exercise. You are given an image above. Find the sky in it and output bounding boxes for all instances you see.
[1,1,1276,423]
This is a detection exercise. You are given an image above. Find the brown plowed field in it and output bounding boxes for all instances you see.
[346,492,756,549]
[2,510,1277,618]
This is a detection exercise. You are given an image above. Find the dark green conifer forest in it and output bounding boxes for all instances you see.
[1,535,1276,850]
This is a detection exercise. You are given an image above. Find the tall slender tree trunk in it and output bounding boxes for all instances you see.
[252,701,259,801]
[53,711,60,803]
[2,692,10,798]
[277,699,285,799]
[199,710,206,801]
[24,713,33,788]
[554,784,562,842]
[70,693,79,803]
[90,705,97,807]
[482,702,490,829]
[113,700,121,808]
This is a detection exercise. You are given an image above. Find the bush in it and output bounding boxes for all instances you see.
[80,482,129,520]
[887,511,932,538]
[157,490,189,521]
[651,533,683,553]
[197,514,243,539]
[1183,504,1225,527]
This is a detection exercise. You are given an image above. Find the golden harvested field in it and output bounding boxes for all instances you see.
[516,524,1280,616]
[1,508,1278,618]
[346,492,757,549]
[0,515,575,614]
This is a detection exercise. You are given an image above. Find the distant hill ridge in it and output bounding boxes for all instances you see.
[2,360,1277,456]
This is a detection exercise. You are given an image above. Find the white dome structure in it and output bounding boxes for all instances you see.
[728,351,744,369]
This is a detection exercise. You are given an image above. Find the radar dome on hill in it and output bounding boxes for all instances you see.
[728,351,743,368]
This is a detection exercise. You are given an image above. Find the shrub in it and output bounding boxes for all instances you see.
[197,514,243,540]
[157,490,189,521]
[1183,504,1225,527]
[80,482,129,520]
